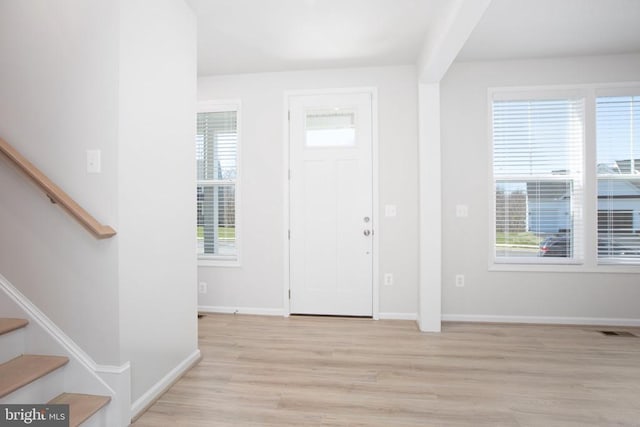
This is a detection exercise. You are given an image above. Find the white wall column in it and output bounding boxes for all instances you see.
[416,0,492,331]
[418,83,442,332]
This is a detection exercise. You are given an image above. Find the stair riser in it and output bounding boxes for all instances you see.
[0,328,25,363]
[0,368,64,405]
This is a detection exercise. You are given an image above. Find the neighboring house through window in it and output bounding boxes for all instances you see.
[196,101,240,264]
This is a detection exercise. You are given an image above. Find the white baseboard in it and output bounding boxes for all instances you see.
[199,307,415,320]
[442,314,640,327]
[378,312,417,320]
[131,349,201,420]
[198,305,285,316]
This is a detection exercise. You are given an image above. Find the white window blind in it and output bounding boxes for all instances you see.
[493,98,584,262]
[596,95,640,264]
[197,110,238,260]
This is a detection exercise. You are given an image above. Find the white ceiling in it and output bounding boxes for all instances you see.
[187,0,448,76]
[187,0,640,77]
[458,0,640,61]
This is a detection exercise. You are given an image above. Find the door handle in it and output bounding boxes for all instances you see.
[363,230,371,236]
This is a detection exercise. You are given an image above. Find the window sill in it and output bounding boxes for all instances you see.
[489,261,640,274]
[198,258,241,268]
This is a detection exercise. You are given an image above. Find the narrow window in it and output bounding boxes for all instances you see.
[196,104,239,262]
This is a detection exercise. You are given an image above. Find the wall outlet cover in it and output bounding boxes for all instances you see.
[198,282,208,294]
[384,273,393,286]
[455,204,468,218]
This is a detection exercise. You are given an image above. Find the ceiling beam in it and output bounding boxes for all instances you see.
[418,0,492,83]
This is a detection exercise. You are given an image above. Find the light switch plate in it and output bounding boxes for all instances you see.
[87,150,101,173]
[385,204,397,217]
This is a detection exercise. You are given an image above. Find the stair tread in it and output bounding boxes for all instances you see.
[49,393,111,427]
[0,354,69,398]
[0,318,28,336]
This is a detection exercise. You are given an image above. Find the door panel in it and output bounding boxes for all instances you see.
[289,92,373,316]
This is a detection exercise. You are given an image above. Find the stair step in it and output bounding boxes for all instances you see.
[49,393,111,427]
[0,354,69,398]
[0,318,28,336]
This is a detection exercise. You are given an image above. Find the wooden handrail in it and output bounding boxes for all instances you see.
[0,137,116,239]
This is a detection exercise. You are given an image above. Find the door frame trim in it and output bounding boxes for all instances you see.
[282,87,379,319]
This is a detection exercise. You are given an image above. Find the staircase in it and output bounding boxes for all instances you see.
[0,318,110,426]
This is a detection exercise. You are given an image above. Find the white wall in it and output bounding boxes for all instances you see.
[0,0,199,411]
[0,0,121,363]
[118,0,198,403]
[198,66,419,316]
[440,54,640,322]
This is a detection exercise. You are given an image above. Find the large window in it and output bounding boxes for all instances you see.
[196,102,240,263]
[596,95,640,264]
[492,86,640,268]
[493,96,584,263]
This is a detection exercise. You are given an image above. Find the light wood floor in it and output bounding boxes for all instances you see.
[132,314,640,426]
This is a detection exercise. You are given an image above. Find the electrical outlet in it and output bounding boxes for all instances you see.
[455,274,465,287]
[384,273,393,286]
[456,204,468,218]
[198,282,208,294]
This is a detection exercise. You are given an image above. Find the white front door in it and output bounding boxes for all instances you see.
[289,91,373,316]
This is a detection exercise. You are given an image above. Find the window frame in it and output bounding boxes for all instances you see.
[197,100,242,267]
[488,84,640,273]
